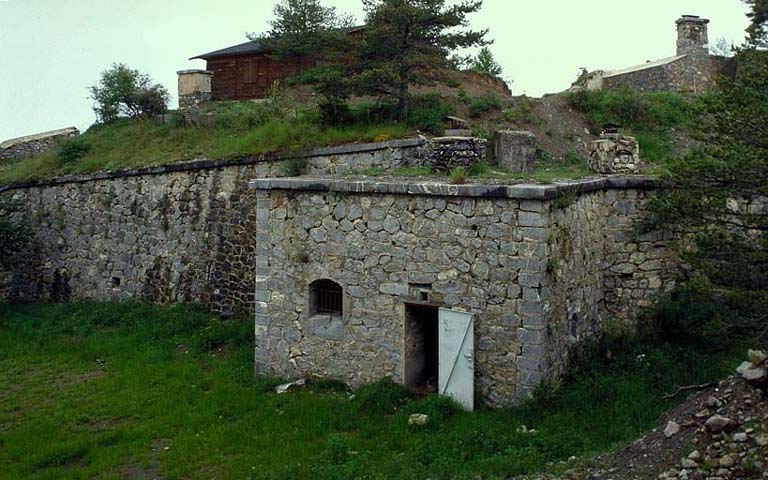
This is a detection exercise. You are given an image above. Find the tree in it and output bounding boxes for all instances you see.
[744,0,768,47]
[89,64,169,123]
[647,48,768,343]
[356,0,489,119]
[251,0,354,75]
[469,46,503,77]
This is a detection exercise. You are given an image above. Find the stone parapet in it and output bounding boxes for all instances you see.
[249,176,658,199]
[589,135,641,174]
[492,130,537,173]
[0,127,80,161]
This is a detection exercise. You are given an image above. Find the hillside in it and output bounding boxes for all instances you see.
[0,73,695,185]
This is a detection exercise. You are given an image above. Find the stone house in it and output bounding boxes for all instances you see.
[573,15,734,93]
[249,176,678,410]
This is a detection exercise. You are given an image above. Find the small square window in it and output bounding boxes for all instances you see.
[309,279,343,317]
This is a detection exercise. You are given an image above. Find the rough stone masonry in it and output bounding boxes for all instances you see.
[249,177,678,407]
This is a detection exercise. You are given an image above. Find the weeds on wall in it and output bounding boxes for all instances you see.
[0,198,32,268]
[449,166,468,184]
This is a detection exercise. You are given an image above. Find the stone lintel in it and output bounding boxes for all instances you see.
[248,176,659,200]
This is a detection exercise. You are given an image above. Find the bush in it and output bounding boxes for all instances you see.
[281,156,308,176]
[407,94,455,134]
[468,94,503,118]
[353,377,414,416]
[504,97,537,124]
[58,138,91,164]
[568,88,689,133]
[211,96,291,132]
[89,63,170,123]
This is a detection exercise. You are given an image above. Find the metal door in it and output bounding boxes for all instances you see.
[438,308,475,411]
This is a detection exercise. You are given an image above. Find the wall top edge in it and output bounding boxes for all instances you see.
[248,176,660,200]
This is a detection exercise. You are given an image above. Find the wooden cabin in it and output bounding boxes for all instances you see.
[191,27,365,101]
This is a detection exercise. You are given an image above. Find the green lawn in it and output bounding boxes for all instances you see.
[0,302,743,479]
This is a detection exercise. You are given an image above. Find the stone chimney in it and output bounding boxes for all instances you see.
[177,70,213,110]
[676,15,710,57]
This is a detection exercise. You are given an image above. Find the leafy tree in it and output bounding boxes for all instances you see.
[356,0,489,119]
[469,46,503,77]
[0,199,31,269]
[251,0,354,75]
[744,0,768,47]
[647,48,768,344]
[89,63,169,123]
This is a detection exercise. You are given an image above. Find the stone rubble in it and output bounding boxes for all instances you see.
[512,350,768,480]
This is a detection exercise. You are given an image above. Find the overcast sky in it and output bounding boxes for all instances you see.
[0,0,751,141]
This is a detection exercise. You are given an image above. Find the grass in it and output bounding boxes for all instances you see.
[0,302,745,480]
[568,88,692,166]
[0,103,410,184]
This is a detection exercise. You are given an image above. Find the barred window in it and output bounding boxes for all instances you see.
[309,279,343,317]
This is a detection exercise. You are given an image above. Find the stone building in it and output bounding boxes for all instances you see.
[249,176,677,409]
[572,15,732,93]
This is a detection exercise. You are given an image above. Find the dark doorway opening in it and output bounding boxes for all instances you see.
[404,304,439,393]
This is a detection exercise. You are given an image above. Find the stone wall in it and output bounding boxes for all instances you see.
[602,55,716,94]
[0,136,487,309]
[0,128,80,161]
[0,163,266,313]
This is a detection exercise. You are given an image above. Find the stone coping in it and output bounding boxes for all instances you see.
[248,176,659,200]
[177,69,214,75]
[0,127,79,149]
[0,138,427,193]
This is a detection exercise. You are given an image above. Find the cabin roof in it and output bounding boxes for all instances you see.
[602,55,687,78]
[191,40,267,61]
[191,26,366,61]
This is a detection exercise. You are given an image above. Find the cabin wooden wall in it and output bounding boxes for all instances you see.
[207,54,317,100]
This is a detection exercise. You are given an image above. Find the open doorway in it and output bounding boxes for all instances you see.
[404,304,439,393]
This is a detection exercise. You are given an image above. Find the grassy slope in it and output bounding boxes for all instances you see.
[0,114,409,184]
[0,89,694,185]
[0,303,744,480]
[568,88,693,171]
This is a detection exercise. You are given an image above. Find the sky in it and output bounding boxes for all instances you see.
[0,0,752,141]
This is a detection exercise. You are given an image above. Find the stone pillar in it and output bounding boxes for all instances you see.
[588,135,641,174]
[177,70,213,110]
[492,130,537,173]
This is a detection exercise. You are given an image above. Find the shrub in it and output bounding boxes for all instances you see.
[404,395,460,428]
[504,97,537,124]
[353,377,414,416]
[568,88,690,133]
[212,102,280,131]
[468,94,503,118]
[281,156,308,176]
[89,63,170,123]
[58,138,91,164]
[407,94,455,134]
